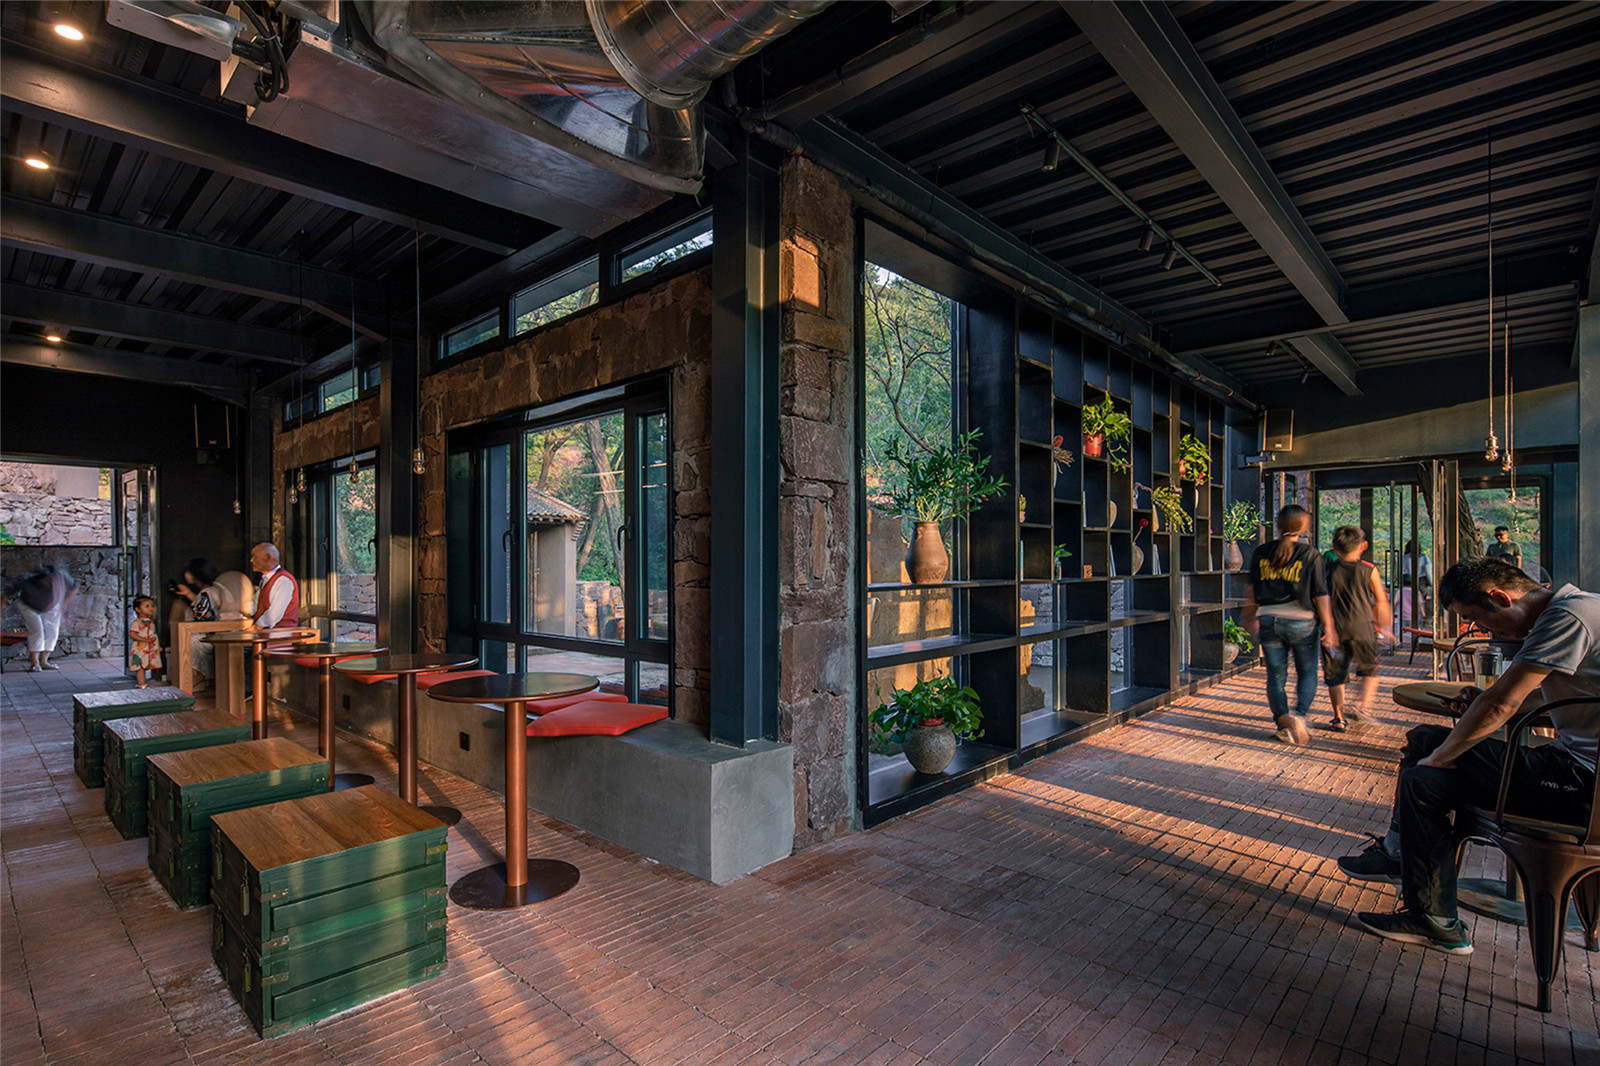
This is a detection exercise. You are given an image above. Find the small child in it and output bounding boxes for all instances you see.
[1321,526,1395,730]
[129,595,162,688]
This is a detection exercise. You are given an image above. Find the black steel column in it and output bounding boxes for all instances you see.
[247,393,274,546]
[379,339,418,653]
[709,133,781,746]
[1578,303,1598,590]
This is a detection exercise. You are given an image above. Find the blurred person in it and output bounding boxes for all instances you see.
[129,595,161,688]
[1240,505,1339,744]
[6,564,77,671]
[250,542,298,628]
[1320,526,1395,732]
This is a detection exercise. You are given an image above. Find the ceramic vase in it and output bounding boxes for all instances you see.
[1106,499,1118,528]
[1130,543,1145,574]
[1224,540,1245,573]
[905,721,957,774]
[1223,642,1240,665]
[904,521,949,584]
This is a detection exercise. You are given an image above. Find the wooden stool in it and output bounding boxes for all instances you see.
[103,709,249,839]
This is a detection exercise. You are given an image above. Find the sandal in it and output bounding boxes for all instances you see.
[1321,718,1348,732]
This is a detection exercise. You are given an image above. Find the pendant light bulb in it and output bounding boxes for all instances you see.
[1483,433,1499,462]
[288,482,298,505]
[232,498,241,516]
[412,446,426,476]
[296,468,306,492]
[1501,452,1514,473]
[348,457,359,482]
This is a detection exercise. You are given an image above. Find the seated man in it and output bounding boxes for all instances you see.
[1335,557,1599,954]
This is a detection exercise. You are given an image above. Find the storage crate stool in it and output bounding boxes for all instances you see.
[145,739,330,909]
[73,686,195,787]
[103,709,249,839]
[209,786,447,1037]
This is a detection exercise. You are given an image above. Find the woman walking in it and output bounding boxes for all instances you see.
[1240,505,1338,744]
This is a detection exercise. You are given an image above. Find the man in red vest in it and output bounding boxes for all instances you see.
[249,542,299,628]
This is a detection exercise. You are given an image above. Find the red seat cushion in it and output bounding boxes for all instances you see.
[415,668,496,691]
[525,691,627,715]
[348,672,398,685]
[525,700,667,737]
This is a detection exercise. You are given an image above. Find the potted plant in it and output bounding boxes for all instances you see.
[880,429,1009,584]
[1222,499,1263,572]
[1139,482,1191,535]
[1223,617,1254,665]
[1177,434,1210,484]
[1053,542,1073,579]
[1081,395,1132,470]
[869,675,985,774]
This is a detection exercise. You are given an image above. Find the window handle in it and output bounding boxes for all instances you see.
[615,524,627,555]
[503,530,513,554]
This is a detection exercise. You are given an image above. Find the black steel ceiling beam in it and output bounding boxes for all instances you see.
[1282,334,1361,396]
[1,337,249,402]
[1172,246,1582,354]
[0,40,545,256]
[2,282,305,364]
[2,196,387,340]
[1062,1,1349,327]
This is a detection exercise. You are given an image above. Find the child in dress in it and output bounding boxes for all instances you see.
[129,596,162,688]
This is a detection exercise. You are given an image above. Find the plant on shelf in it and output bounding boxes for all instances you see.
[1053,542,1073,578]
[869,675,985,775]
[1081,395,1132,471]
[1223,616,1254,664]
[880,428,1009,584]
[1136,482,1192,535]
[1221,499,1263,572]
[1177,433,1210,484]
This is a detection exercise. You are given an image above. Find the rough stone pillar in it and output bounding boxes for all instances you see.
[777,156,857,847]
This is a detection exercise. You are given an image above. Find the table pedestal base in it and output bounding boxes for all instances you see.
[333,772,375,791]
[420,803,462,827]
[450,860,579,910]
[1458,877,1586,931]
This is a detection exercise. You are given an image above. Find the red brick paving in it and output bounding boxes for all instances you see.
[2,658,1595,1065]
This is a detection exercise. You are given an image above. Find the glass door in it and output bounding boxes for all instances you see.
[117,468,155,669]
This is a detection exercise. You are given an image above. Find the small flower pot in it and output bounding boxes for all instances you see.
[1224,540,1245,573]
[1223,642,1240,665]
[1083,433,1104,459]
[904,720,957,774]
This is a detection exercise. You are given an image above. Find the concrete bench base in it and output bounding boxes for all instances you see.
[268,666,795,884]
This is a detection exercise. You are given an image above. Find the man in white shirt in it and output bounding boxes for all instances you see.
[250,543,300,628]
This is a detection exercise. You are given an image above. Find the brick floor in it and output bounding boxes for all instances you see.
[2,657,1595,1064]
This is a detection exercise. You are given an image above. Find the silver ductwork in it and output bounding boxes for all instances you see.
[106,0,835,235]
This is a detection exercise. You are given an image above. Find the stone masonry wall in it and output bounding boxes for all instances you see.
[0,546,124,661]
[271,397,382,549]
[778,157,858,847]
[416,268,714,726]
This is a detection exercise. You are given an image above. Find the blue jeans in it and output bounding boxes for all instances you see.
[1259,614,1319,721]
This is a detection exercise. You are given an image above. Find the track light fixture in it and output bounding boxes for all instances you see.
[52,16,85,41]
[1137,224,1154,252]
[45,331,62,343]
[23,149,53,171]
[1161,243,1179,270]
[1042,139,1061,173]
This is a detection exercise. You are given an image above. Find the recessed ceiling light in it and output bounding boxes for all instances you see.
[46,332,63,343]
[53,20,85,42]
[23,150,53,171]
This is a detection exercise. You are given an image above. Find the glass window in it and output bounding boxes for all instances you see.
[320,369,356,413]
[513,258,600,334]
[620,213,712,282]
[441,310,501,359]
[293,460,378,641]
[523,413,625,640]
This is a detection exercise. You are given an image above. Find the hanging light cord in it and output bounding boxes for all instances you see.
[413,213,426,476]
[1486,133,1495,444]
[349,218,359,481]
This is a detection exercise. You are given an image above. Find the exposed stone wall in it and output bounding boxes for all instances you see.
[0,546,124,660]
[270,397,382,549]
[0,494,113,546]
[777,157,858,847]
[415,268,714,726]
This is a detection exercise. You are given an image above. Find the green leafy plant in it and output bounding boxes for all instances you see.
[1140,483,1192,534]
[1177,434,1211,484]
[0,524,14,546]
[869,676,985,743]
[1053,543,1073,560]
[1082,396,1133,472]
[1223,617,1254,654]
[879,429,1009,524]
[1222,500,1264,541]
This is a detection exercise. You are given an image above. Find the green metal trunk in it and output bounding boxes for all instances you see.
[72,686,195,787]
[103,710,249,839]
[145,739,329,910]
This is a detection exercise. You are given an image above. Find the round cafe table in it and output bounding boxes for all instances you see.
[204,627,320,740]
[1391,681,1464,716]
[261,641,385,790]
[334,652,478,825]
[426,671,599,910]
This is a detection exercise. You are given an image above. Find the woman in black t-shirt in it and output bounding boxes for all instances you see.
[1241,505,1339,744]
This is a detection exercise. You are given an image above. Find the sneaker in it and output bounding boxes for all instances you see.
[1356,909,1472,955]
[1336,833,1402,883]
[1274,715,1310,745]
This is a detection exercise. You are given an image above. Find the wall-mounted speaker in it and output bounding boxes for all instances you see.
[1263,409,1293,451]
[194,403,231,449]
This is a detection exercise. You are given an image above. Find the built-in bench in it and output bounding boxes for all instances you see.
[266,664,794,884]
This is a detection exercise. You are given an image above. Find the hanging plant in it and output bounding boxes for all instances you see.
[1137,482,1192,535]
[1177,434,1210,484]
[1081,395,1132,471]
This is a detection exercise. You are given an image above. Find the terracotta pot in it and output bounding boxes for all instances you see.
[905,721,957,774]
[1224,540,1245,573]
[904,521,949,584]
[1083,433,1104,458]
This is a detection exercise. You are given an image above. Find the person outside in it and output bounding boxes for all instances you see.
[1398,538,1432,632]
[1321,526,1396,732]
[7,565,77,672]
[1240,505,1339,745]
[1335,557,1600,955]
[250,542,299,628]
[1485,525,1522,569]
[129,595,161,688]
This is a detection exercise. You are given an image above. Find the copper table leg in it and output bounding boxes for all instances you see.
[449,696,579,910]
[250,646,270,740]
[319,661,372,791]
[399,675,460,825]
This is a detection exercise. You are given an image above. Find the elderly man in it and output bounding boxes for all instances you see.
[1335,557,1600,954]
[249,542,299,628]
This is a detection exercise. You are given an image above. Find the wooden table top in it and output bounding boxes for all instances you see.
[426,672,599,706]
[261,641,387,661]
[73,686,193,711]
[210,785,443,869]
[1391,681,1466,715]
[145,737,326,785]
[103,709,244,742]
[205,627,320,646]
[333,653,479,676]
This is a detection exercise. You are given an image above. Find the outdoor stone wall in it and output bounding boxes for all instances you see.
[0,462,114,545]
[777,157,858,847]
[415,268,714,726]
[0,546,124,661]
